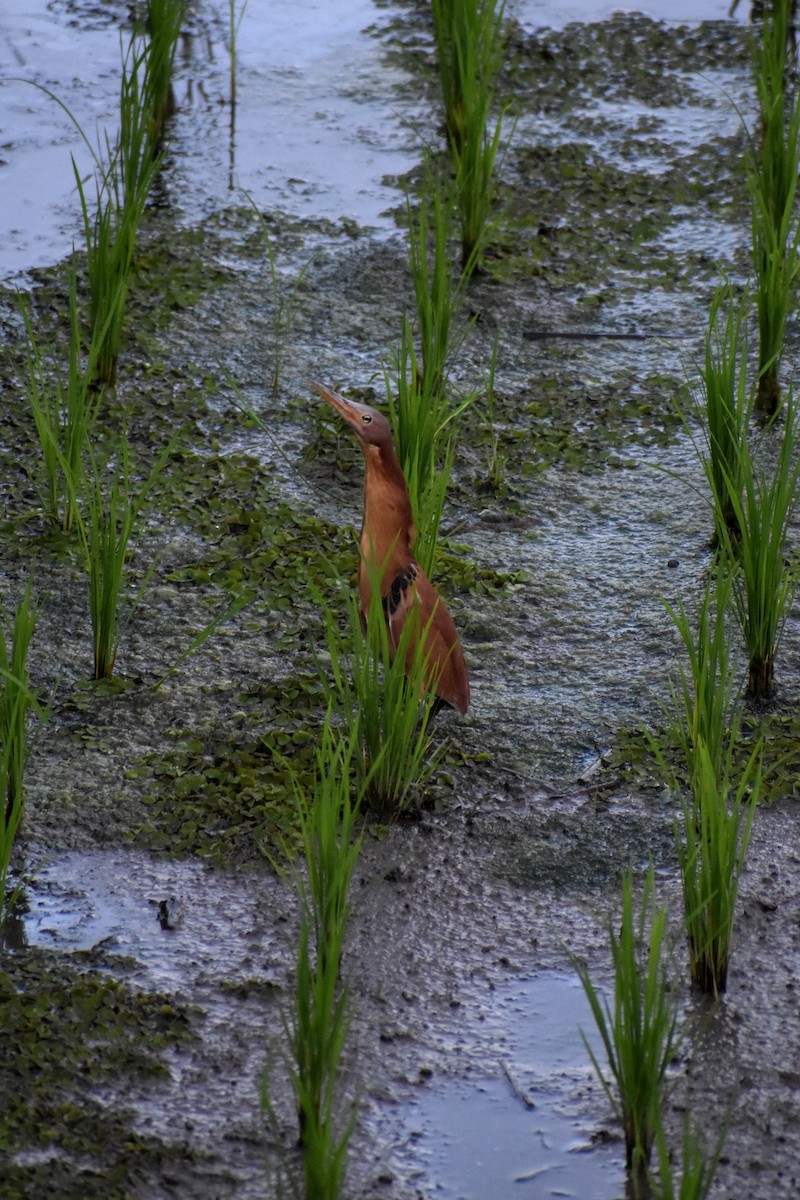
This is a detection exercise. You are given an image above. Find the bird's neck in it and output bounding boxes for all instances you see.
[360,442,415,586]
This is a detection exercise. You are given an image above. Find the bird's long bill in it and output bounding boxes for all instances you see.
[312,381,372,431]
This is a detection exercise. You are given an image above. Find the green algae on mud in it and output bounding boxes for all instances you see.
[0,947,197,1199]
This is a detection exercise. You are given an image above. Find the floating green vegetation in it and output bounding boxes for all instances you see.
[0,948,196,1199]
[453,370,685,490]
[168,487,353,606]
[498,141,742,288]
[610,707,800,809]
[135,674,322,863]
[501,14,749,112]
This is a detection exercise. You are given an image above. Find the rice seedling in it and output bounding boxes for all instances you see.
[0,585,38,917]
[319,555,444,817]
[144,0,184,142]
[453,107,505,276]
[655,1112,726,1200]
[658,564,738,791]
[405,168,464,403]
[675,736,760,994]
[696,283,751,543]
[74,166,132,390]
[84,37,163,386]
[20,267,102,533]
[749,0,800,414]
[291,719,361,1193]
[576,868,678,1195]
[74,432,173,680]
[722,396,800,698]
[386,172,478,574]
[262,715,361,1198]
[430,0,507,273]
[430,0,505,156]
[384,325,455,580]
[650,561,760,993]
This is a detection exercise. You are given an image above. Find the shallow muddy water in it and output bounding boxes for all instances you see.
[2,2,800,1199]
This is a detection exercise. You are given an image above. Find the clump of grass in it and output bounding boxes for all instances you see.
[430,0,505,154]
[697,283,751,543]
[430,0,507,273]
[262,716,361,1196]
[722,397,800,698]
[676,736,760,995]
[0,585,38,917]
[386,172,473,578]
[144,0,184,141]
[659,566,738,788]
[453,100,505,276]
[384,324,455,580]
[652,568,760,994]
[406,167,465,403]
[576,868,678,1195]
[74,432,173,680]
[655,1116,725,1200]
[319,556,444,817]
[287,718,361,1196]
[79,36,163,386]
[20,267,101,533]
[749,0,800,414]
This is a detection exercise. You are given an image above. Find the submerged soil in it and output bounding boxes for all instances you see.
[1,4,800,1199]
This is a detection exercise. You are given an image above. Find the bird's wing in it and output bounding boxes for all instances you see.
[383,562,470,714]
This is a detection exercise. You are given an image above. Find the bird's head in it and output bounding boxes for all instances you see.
[313,382,393,448]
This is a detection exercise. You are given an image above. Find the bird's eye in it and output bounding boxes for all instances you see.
[361,413,372,424]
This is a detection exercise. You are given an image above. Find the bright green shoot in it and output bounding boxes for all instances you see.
[430,0,507,273]
[0,585,38,918]
[406,167,466,404]
[73,162,131,390]
[144,0,184,140]
[576,868,678,1192]
[659,564,738,791]
[74,432,173,680]
[288,717,361,1196]
[74,34,162,386]
[721,397,800,697]
[384,322,459,580]
[749,0,800,414]
[20,268,102,532]
[676,736,759,995]
[430,0,505,154]
[698,283,751,543]
[454,106,505,276]
[650,566,760,993]
[319,554,444,817]
[655,1115,725,1200]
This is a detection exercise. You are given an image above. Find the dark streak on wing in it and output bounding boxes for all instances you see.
[382,563,418,621]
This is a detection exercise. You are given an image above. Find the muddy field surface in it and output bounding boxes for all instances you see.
[1,4,800,1199]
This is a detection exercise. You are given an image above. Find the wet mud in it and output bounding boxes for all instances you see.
[1,2,800,1198]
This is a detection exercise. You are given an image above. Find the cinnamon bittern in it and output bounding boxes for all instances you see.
[313,382,470,715]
